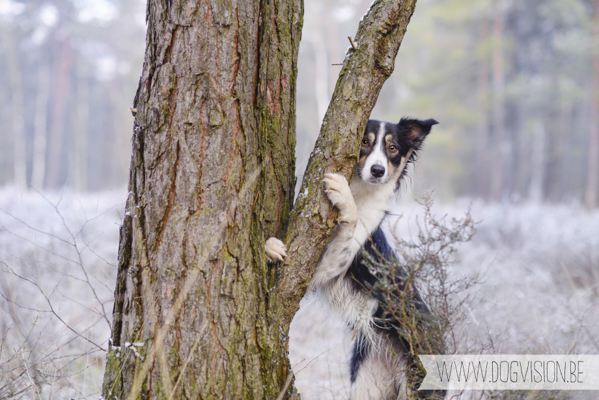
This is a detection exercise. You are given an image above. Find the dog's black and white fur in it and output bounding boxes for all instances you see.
[265,117,438,399]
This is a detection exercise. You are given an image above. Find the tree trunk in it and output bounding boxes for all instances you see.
[70,62,89,192]
[32,60,50,190]
[476,17,490,198]
[490,0,506,202]
[108,79,133,187]
[586,0,599,209]
[529,120,546,202]
[0,24,26,188]
[45,38,73,189]
[102,0,301,398]
[101,0,417,398]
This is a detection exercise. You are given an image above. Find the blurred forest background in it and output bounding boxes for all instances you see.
[0,0,145,192]
[1,0,598,399]
[1,0,599,206]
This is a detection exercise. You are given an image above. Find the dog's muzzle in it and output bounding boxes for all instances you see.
[370,164,385,178]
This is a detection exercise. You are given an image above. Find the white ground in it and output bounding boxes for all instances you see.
[1,187,598,399]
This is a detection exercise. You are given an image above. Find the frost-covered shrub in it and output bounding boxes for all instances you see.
[0,187,124,399]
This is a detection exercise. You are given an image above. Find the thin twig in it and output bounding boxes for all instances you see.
[275,371,295,400]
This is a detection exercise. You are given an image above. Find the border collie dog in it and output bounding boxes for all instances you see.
[265,117,439,399]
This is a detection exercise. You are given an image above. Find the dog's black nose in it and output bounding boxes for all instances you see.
[371,164,385,178]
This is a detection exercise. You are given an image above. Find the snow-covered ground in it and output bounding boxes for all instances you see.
[1,187,598,399]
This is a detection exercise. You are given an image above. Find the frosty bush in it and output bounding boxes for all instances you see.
[0,188,123,399]
[357,194,476,399]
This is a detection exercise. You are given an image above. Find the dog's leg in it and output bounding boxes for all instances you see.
[309,173,380,330]
[322,173,358,237]
[350,346,399,400]
[265,237,287,262]
[264,173,356,264]
[309,173,360,285]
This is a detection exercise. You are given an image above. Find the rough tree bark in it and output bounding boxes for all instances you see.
[101,0,418,399]
[102,0,301,398]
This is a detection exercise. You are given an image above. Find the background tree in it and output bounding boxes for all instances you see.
[585,0,599,208]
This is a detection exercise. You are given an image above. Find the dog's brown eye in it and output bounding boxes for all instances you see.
[362,139,369,146]
[389,145,397,152]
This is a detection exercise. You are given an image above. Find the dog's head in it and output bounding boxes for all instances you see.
[355,117,438,186]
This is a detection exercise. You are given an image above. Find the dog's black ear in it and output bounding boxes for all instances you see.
[398,118,438,148]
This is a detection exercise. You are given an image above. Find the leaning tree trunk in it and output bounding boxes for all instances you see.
[276,0,418,329]
[102,0,417,398]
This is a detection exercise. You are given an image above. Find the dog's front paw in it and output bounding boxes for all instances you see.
[323,173,357,224]
[265,237,287,262]
[323,173,351,208]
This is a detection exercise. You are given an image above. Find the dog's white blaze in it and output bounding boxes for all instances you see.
[362,122,388,183]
